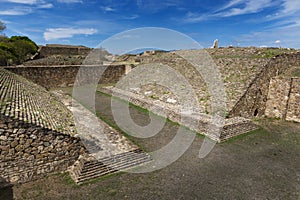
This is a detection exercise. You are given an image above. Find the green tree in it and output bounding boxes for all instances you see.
[9,36,38,63]
[0,35,38,66]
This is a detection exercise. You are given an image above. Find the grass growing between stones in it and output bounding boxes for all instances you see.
[221,127,266,144]
[12,118,300,200]
[96,90,204,137]
[79,171,125,186]
[56,172,79,187]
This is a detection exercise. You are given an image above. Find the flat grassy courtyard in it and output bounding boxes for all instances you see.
[2,92,300,200]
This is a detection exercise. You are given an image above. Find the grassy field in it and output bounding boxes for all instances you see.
[5,92,300,200]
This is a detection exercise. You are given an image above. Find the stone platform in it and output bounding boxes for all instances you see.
[52,90,151,184]
[99,86,258,142]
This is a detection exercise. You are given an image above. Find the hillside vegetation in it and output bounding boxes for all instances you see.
[0,36,38,66]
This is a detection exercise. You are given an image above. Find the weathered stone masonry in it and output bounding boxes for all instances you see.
[265,77,300,122]
[287,78,300,122]
[0,68,85,186]
[0,116,85,185]
[0,67,151,186]
[99,87,258,142]
[38,45,91,58]
[229,53,300,119]
[5,65,126,89]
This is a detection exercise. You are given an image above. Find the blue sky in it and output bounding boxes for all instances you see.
[0,0,300,49]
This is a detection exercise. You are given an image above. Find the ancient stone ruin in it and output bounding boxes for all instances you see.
[265,66,300,122]
[0,45,299,186]
[0,68,84,185]
[0,67,150,186]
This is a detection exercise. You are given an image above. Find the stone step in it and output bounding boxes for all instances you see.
[76,156,151,183]
[79,155,151,177]
[82,149,146,169]
[70,150,151,184]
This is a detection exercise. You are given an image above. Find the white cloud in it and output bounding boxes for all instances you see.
[122,14,139,20]
[266,0,300,20]
[0,7,32,15]
[101,6,115,12]
[218,0,273,17]
[56,0,82,3]
[282,0,300,14]
[136,0,183,13]
[263,0,300,35]
[275,40,281,44]
[182,12,210,23]
[2,0,38,4]
[0,0,52,16]
[44,27,97,41]
[236,24,300,48]
[37,3,53,8]
[182,0,275,23]
[216,0,244,12]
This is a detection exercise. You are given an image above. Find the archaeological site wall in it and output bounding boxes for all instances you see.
[265,77,300,122]
[0,68,85,186]
[286,78,300,122]
[229,53,300,119]
[99,87,258,142]
[5,65,126,89]
[39,45,91,58]
[0,116,85,185]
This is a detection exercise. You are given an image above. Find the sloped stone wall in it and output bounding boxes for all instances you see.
[0,68,75,135]
[229,53,300,118]
[0,115,85,185]
[286,78,300,122]
[0,68,86,186]
[265,77,300,123]
[5,65,126,89]
[265,78,291,119]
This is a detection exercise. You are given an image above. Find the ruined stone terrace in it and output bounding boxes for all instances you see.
[117,47,298,114]
[0,67,151,185]
[0,68,75,135]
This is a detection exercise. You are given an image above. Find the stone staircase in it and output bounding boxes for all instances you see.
[69,149,151,184]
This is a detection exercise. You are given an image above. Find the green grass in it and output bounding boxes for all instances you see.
[96,90,203,137]
[221,127,265,144]
[97,90,168,122]
[95,90,207,147]
[70,88,265,150]
[58,167,125,187]
[95,112,145,150]
[57,172,79,187]
[80,171,125,186]
[291,67,300,77]
[149,95,159,99]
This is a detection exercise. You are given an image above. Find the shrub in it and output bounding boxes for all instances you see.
[0,36,38,66]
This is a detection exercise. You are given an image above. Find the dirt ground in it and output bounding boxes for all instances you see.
[3,92,300,200]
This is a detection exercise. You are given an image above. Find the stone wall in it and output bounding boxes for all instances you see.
[286,78,300,122]
[39,45,91,58]
[0,68,86,186]
[0,68,75,135]
[0,115,85,185]
[99,87,258,142]
[265,77,291,119]
[5,65,126,89]
[265,77,300,123]
[229,53,300,118]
